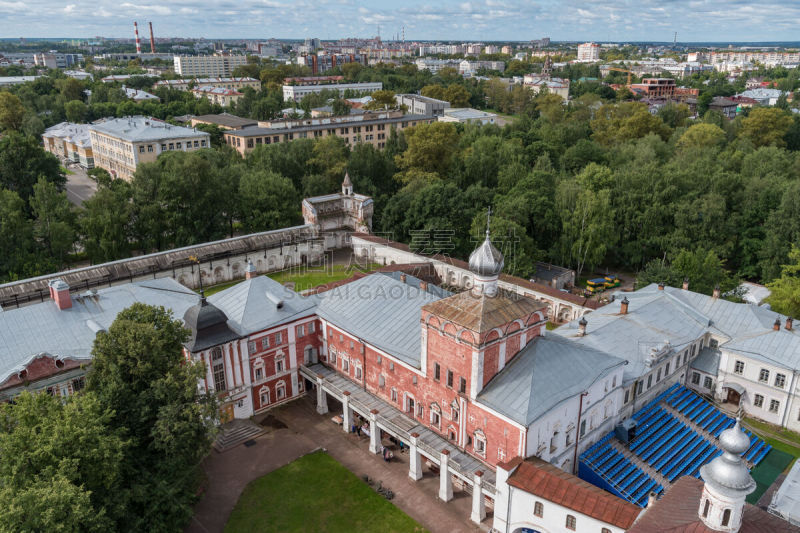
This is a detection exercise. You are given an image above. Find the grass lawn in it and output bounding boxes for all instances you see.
[60,165,75,175]
[200,263,382,297]
[224,451,426,533]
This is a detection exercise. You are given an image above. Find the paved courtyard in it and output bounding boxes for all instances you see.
[186,396,492,533]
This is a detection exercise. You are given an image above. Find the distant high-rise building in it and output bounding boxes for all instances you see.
[173,55,248,77]
[577,42,600,61]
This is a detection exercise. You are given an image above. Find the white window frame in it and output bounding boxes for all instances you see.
[734,360,744,375]
[276,381,286,400]
[275,355,285,374]
[769,399,780,413]
[259,386,270,406]
[754,394,764,408]
[474,429,486,456]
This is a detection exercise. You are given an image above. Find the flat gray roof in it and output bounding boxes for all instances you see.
[89,116,209,142]
[226,114,433,138]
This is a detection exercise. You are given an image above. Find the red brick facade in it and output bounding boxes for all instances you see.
[319,303,546,468]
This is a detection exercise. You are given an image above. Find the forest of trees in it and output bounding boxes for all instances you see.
[1,62,800,313]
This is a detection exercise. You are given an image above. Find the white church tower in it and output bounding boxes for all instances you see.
[469,208,504,297]
[698,417,757,532]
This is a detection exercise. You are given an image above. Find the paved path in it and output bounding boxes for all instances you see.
[64,166,97,206]
[186,397,491,533]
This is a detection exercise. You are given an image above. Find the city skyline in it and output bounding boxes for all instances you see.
[1,0,799,42]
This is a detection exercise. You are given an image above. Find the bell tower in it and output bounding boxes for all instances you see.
[698,417,756,532]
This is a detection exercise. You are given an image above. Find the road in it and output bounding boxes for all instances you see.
[64,166,97,206]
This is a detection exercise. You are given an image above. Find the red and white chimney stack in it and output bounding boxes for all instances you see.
[133,21,142,54]
[148,22,156,54]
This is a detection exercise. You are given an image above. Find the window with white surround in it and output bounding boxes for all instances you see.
[391,388,397,402]
[275,355,285,374]
[211,347,226,392]
[355,365,362,380]
[276,382,286,400]
[276,331,282,344]
[769,399,780,413]
[775,373,786,388]
[297,324,305,337]
[309,322,315,333]
[255,367,263,381]
[734,360,744,374]
[759,368,770,382]
[451,400,459,422]
[259,386,269,406]
[417,404,423,417]
[342,358,349,372]
[704,376,713,389]
[566,514,576,530]
[248,341,257,354]
[474,430,486,456]
[692,372,700,385]
[534,501,543,517]
[431,403,441,428]
[754,394,764,408]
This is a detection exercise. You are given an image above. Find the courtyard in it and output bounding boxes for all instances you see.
[224,451,426,533]
[186,397,489,533]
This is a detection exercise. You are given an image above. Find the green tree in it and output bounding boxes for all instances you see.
[444,85,471,107]
[420,84,446,101]
[737,107,793,148]
[767,245,800,318]
[0,188,38,281]
[556,172,615,279]
[364,90,396,110]
[0,91,25,131]
[64,99,87,123]
[80,180,133,263]
[239,169,301,232]
[87,303,217,533]
[677,123,726,151]
[395,121,459,177]
[30,176,76,268]
[0,131,65,200]
[0,392,127,533]
[591,102,671,145]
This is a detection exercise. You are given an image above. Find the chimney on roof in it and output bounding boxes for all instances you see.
[786,317,793,331]
[682,277,689,290]
[399,273,406,283]
[647,491,658,508]
[419,280,428,291]
[245,260,256,280]
[620,296,629,315]
[774,318,781,331]
[578,316,587,337]
[712,285,721,299]
[48,279,72,310]
[658,281,665,291]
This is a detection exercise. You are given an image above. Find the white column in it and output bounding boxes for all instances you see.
[471,471,486,524]
[342,391,353,433]
[368,409,381,454]
[316,377,328,415]
[409,432,423,481]
[439,449,453,502]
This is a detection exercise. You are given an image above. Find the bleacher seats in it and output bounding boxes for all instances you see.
[579,384,771,507]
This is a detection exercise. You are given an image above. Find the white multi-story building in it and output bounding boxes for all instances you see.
[173,55,249,77]
[577,42,600,62]
[282,82,382,102]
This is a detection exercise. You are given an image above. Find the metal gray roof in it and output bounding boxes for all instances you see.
[208,275,318,336]
[0,278,199,385]
[691,347,721,376]
[316,272,450,368]
[477,335,626,425]
[226,114,434,138]
[89,116,209,142]
[554,284,800,379]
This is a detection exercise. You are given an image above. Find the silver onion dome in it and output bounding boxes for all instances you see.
[700,418,756,495]
[469,230,504,277]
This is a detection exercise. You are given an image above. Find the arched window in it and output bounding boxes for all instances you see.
[533,501,543,517]
[702,499,710,518]
[565,514,576,530]
[722,509,731,526]
[259,386,270,406]
[211,347,226,392]
[276,381,286,400]
[602,529,611,533]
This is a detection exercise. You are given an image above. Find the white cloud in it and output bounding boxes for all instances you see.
[62,3,76,13]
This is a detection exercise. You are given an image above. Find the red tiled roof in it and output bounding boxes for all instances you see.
[351,233,600,309]
[505,457,642,529]
[627,477,800,533]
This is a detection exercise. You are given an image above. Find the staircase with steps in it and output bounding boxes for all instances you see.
[608,438,670,489]
[214,419,265,452]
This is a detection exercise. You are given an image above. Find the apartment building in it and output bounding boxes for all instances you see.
[222,111,434,155]
[88,116,210,181]
[191,85,244,106]
[41,122,94,169]
[153,77,260,92]
[282,81,382,102]
[34,52,83,69]
[394,94,450,116]
[173,55,249,77]
[577,42,600,62]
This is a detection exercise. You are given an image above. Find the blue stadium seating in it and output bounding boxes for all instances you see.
[579,384,772,507]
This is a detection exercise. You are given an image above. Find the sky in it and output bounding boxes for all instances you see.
[1,0,799,42]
